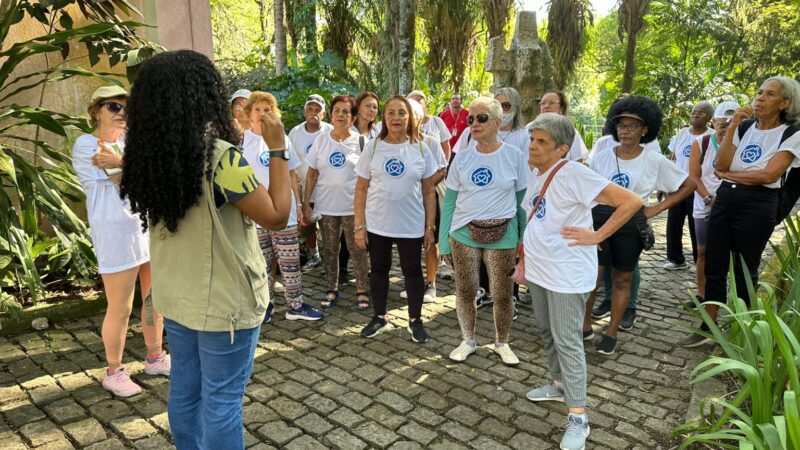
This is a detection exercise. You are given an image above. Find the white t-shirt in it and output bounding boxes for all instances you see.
[729,123,800,189]
[242,130,302,227]
[587,135,661,164]
[444,143,530,231]
[589,145,687,205]
[72,134,149,274]
[352,123,382,139]
[694,133,722,218]
[355,139,437,238]
[421,116,451,144]
[288,121,334,186]
[522,161,610,293]
[422,133,448,170]
[306,131,361,216]
[669,126,710,173]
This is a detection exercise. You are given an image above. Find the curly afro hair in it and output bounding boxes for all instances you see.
[119,50,238,233]
[606,95,663,144]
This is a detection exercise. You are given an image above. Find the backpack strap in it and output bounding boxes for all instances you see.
[359,135,365,154]
[781,124,799,145]
[737,119,756,141]
[700,134,711,163]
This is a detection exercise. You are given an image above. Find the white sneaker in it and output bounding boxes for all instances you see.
[491,343,520,366]
[663,261,689,270]
[400,290,408,299]
[438,262,454,280]
[423,284,437,303]
[449,341,477,362]
[274,281,284,293]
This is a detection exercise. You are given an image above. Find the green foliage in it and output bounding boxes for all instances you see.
[675,216,800,448]
[222,51,360,130]
[0,0,156,306]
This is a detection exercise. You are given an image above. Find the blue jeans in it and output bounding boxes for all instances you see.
[164,319,260,450]
[603,264,640,311]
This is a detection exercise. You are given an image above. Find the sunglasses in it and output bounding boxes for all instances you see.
[468,114,490,125]
[101,101,127,115]
[501,102,512,111]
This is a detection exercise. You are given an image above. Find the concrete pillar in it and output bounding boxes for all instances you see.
[143,0,214,60]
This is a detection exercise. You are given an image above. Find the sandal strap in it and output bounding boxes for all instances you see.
[356,291,370,298]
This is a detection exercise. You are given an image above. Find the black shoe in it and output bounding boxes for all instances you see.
[339,271,350,285]
[591,301,611,319]
[519,292,533,305]
[361,316,390,338]
[408,319,428,343]
[263,302,274,324]
[583,329,594,341]
[596,335,617,355]
[475,287,493,309]
[619,309,636,331]
[684,295,703,309]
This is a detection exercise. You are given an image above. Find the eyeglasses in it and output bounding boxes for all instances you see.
[101,102,126,115]
[538,100,561,107]
[616,122,643,131]
[500,102,512,112]
[468,114,490,125]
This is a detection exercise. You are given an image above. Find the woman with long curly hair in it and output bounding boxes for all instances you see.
[119,50,292,450]
[73,86,169,398]
[584,96,695,355]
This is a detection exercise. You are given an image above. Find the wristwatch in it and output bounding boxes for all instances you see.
[268,149,289,160]
[703,195,714,205]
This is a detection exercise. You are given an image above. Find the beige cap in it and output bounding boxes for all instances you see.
[90,85,128,104]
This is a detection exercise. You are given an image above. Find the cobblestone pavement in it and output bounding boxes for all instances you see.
[0,215,788,449]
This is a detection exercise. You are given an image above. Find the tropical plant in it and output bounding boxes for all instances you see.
[617,0,651,93]
[676,217,800,448]
[420,0,482,92]
[0,0,159,306]
[546,0,593,90]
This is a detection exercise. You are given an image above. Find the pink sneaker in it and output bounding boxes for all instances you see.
[102,367,142,397]
[144,352,172,377]
[144,352,171,376]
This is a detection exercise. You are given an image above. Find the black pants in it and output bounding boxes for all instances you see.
[704,182,778,305]
[368,232,424,319]
[666,195,697,264]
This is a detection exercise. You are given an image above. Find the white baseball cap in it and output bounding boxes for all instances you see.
[714,101,740,121]
[406,90,426,101]
[304,94,326,109]
[229,89,252,105]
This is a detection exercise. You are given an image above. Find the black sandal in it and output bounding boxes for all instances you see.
[356,291,370,310]
[321,290,339,308]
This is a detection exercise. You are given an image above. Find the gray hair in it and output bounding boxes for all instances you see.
[528,113,576,150]
[694,101,714,117]
[494,87,523,130]
[766,76,800,125]
[468,96,503,120]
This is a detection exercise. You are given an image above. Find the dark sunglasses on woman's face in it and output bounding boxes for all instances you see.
[468,113,490,125]
[102,102,127,115]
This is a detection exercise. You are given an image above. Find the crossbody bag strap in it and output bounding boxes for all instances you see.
[526,159,570,224]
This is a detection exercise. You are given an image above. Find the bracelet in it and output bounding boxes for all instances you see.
[354,225,366,232]
[425,225,436,231]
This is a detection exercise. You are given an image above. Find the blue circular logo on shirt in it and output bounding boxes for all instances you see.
[305,143,313,155]
[384,158,406,177]
[329,151,347,168]
[740,144,763,164]
[258,150,270,167]
[531,194,546,220]
[682,145,692,158]
[611,172,631,188]
[470,167,494,187]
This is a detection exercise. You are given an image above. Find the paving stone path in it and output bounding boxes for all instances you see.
[0,215,787,449]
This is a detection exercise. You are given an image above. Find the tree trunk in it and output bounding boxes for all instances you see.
[274,0,287,74]
[256,0,269,42]
[303,0,317,56]
[621,32,637,93]
[381,0,400,94]
[398,0,416,94]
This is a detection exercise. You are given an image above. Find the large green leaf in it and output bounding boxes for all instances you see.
[0,146,16,184]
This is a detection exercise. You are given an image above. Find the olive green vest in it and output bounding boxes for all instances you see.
[150,139,269,338]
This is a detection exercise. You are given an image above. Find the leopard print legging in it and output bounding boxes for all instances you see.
[450,239,516,343]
